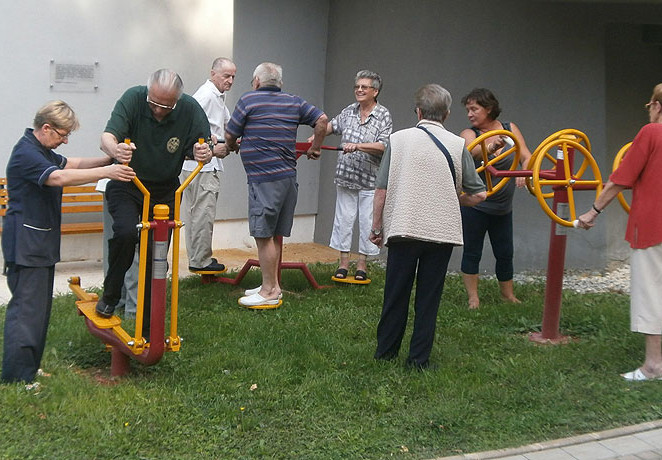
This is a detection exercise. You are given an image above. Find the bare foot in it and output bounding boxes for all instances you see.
[356,258,367,273]
[502,295,521,304]
[468,297,480,310]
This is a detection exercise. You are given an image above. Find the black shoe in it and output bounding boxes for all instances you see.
[95,298,116,318]
[405,359,432,371]
[189,258,225,272]
[374,350,398,361]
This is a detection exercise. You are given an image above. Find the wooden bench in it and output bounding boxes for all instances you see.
[0,178,104,235]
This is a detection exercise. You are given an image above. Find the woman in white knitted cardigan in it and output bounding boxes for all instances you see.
[370,84,486,370]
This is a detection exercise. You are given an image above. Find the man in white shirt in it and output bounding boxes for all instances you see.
[180,57,236,272]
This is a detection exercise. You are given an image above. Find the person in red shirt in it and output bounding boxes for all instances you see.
[578,83,662,381]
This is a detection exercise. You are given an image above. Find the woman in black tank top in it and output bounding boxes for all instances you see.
[458,88,532,310]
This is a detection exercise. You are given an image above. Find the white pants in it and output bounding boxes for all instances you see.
[180,170,221,268]
[329,186,380,256]
[630,244,662,334]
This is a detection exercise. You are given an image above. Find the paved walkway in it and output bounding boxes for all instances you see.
[436,421,662,459]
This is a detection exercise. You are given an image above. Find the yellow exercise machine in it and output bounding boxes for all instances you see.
[466,128,627,343]
[69,138,205,376]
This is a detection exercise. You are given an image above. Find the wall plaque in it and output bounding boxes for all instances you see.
[50,60,98,92]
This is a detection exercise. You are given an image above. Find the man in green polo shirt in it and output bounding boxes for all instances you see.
[95,69,212,341]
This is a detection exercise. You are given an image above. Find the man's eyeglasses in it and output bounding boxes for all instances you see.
[51,126,70,139]
[146,95,177,111]
[354,85,374,91]
[645,100,658,110]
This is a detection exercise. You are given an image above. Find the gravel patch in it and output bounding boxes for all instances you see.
[373,257,631,295]
[512,263,631,295]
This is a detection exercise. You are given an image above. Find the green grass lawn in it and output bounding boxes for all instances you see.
[0,263,659,460]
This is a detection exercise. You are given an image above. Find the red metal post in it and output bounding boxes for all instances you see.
[110,346,131,377]
[530,147,574,344]
[145,205,169,358]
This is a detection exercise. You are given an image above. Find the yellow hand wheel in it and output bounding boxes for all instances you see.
[532,138,602,227]
[526,129,592,197]
[612,142,632,213]
[466,129,520,197]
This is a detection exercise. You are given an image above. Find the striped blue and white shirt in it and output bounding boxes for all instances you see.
[227,87,324,184]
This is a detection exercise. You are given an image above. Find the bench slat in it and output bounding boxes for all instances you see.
[61,222,104,234]
[62,195,103,204]
[62,205,103,213]
[0,180,103,235]
[62,185,98,194]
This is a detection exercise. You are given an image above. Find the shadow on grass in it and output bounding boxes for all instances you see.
[0,263,658,459]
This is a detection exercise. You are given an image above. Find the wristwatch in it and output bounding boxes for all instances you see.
[371,228,382,236]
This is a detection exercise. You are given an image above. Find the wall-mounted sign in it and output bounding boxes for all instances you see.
[50,60,98,92]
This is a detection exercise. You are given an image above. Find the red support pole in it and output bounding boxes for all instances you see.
[536,206,569,342]
[145,205,169,358]
[110,347,131,377]
[530,147,574,344]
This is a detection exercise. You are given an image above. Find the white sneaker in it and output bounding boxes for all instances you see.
[244,286,282,299]
[239,293,281,307]
[244,286,261,296]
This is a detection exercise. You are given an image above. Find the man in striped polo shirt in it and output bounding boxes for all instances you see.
[226,62,327,307]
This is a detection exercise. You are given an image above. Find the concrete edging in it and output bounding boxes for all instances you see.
[434,419,662,459]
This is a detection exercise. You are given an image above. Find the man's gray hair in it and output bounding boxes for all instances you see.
[147,69,184,99]
[355,70,383,93]
[415,84,452,122]
[253,62,283,88]
[212,57,235,71]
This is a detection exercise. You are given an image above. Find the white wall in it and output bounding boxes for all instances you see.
[1,0,332,261]
[0,0,233,168]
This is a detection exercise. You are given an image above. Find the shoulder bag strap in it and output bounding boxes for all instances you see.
[417,125,457,188]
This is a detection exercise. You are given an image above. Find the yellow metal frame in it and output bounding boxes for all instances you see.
[466,129,521,197]
[331,275,371,285]
[525,129,592,197]
[169,145,205,350]
[612,142,632,214]
[74,138,206,355]
[68,277,147,354]
[532,138,602,227]
[238,298,284,310]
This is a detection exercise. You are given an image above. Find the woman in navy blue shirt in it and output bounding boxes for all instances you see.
[1,100,134,384]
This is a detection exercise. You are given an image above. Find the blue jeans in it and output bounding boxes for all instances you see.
[460,206,514,281]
